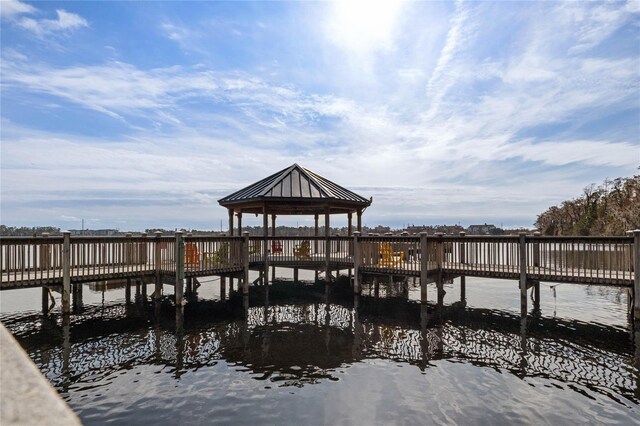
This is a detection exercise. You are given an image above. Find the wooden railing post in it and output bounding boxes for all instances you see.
[435,232,444,270]
[140,232,148,264]
[420,232,428,303]
[459,231,466,302]
[243,231,250,295]
[353,231,361,294]
[41,232,50,272]
[519,232,527,318]
[125,233,132,265]
[175,232,184,305]
[62,231,71,314]
[435,232,445,301]
[459,231,466,264]
[154,231,162,299]
[630,229,640,321]
[533,231,541,267]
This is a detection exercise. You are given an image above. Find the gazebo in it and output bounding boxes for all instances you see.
[218,163,371,238]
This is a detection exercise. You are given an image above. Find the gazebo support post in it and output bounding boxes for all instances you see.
[271,214,276,281]
[314,214,319,283]
[237,211,242,236]
[356,209,363,233]
[228,209,234,237]
[263,205,269,286]
[325,207,331,283]
[348,212,353,281]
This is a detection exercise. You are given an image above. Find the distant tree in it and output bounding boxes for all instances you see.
[535,175,640,236]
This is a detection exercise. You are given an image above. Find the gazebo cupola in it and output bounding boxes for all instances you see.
[218,163,371,237]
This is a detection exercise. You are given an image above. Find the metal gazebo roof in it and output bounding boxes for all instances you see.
[218,164,371,215]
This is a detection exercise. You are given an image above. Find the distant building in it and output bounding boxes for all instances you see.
[467,223,497,235]
[69,229,119,236]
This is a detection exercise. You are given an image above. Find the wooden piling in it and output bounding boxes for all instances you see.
[175,232,184,306]
[420,232,428,303]
[42,287,50,314]
[519,232,528,318]
[186,277,192,295]
[353,231,361,294]
[154,231,162,299]
[125,278,131,304]
[61,231,71,314]
[243,232,250,295]
[140,279,146,299]
[72,283,83,312]
[632,230,640,321]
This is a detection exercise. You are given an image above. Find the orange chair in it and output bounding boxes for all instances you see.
[185,243,200,266]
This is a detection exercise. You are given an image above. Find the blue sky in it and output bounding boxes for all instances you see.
[1,0,639,232]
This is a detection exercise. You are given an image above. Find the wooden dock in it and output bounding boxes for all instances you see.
[2,231,639,319]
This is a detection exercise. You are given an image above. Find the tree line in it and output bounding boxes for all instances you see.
[0,225,61,236]
[535,174,640,236]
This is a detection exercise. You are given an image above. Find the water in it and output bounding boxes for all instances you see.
[1,270,639,425]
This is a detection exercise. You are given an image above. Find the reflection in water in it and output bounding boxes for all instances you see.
[1,280,638,423]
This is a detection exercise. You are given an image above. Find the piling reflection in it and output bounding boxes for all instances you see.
[1,281,638,406]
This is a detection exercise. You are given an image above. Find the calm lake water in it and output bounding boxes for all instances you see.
[1,270,639,425]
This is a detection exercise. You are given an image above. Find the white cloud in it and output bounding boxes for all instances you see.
[423,0,473,121]
[560,1,640,54]
[0,0,36,19]
[160,22,192,44]
[17,9,88,36]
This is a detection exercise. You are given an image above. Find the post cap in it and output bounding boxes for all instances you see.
[141,233,147,237]
[62,231,70,235]
[175,231,184,236]
[353,231,361,236]
[42,232,50,237]
[154,231,163,237]
[126,233,132,237]
[419,232,428,236]
[459,231,466,236]
[435,232,444,237]
[533,231,541,236]
[519,232,527,236]
[243,231,250,236]
[626,229,640,234]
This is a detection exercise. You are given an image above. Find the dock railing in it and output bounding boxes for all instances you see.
[2,232,638,316]
[525,235,634,283]
[1,234,65,285]
[359,235,422,275]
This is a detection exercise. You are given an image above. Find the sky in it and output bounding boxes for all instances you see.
[1,0,639,232]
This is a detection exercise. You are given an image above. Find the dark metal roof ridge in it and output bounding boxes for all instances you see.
[301,166,369,203]
[217,167,287,203]
[257,163,298,197]
[218,163,371,205]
